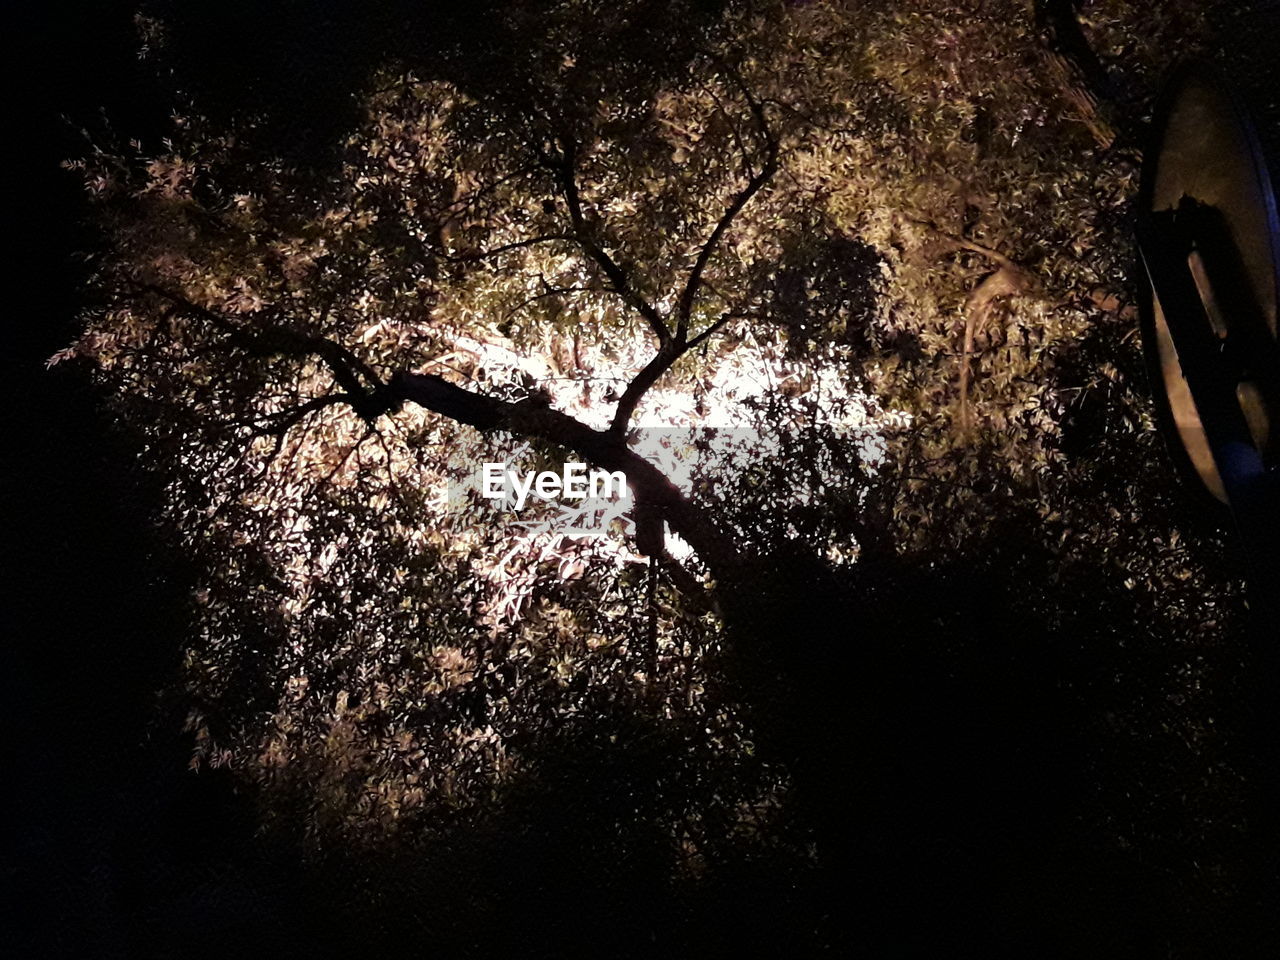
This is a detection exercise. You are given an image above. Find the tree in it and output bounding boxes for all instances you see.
[57,0,1269,951]
[63,0,861,872]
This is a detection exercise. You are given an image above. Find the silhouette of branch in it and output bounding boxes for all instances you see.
[389,370,741,582]
[136,285,384,400]
[676,69,779,342]
[542,135,671,347]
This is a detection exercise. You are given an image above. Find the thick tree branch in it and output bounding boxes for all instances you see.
[1034,0,1115,102]
[1034,0,1122,148]
[137,287,735,595]
[388,371,741,583]
[138,285,384,396]
[141,284,736,586]
[608,341,683,437]
[912,224,1042,431]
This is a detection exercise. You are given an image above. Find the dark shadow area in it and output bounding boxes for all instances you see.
[136,0,731,171]
[725,518,1275,956]
[1208,1,1280,182]
[8,2,318,955]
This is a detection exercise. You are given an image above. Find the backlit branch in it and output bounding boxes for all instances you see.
[389,370,740,585]
[675,73,779,342]
[543,136,672,347]
[609,74,780,435]
[608,340,682,436]
[135,284,399,424]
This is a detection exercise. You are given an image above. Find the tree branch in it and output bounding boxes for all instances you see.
[388,371,741,582]
[601,77,779,438]
[244,393,354,438]
[136,284,395,421]
[608,341,683,437]
[1033,0,1121,148]
[544,137,671,347]
[675,81,779,342]
[686,311,737,351]
[699,79,757,181]
[438,233,574,263]
[910,223,1042,431]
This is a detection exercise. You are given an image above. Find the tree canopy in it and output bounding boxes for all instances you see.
[57,0,1273,951]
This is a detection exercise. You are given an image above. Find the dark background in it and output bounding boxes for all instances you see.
[9,2,318,954]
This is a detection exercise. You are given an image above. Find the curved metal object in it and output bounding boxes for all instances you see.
[1137,59,1280,850]
[1137,63,1280,507]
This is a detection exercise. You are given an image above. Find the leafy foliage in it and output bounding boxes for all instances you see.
[59,0,1269,950]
